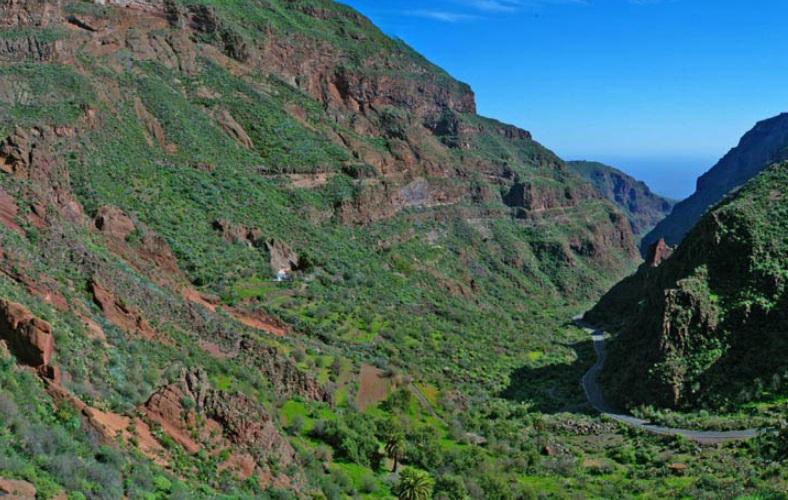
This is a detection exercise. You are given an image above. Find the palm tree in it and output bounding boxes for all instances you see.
[384,432,407,472]
[393,468,433,500]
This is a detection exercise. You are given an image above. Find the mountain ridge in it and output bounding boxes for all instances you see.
[568,160,675,237]
[641,112,788,254]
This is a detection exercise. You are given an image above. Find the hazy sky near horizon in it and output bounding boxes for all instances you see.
[339,0,788,198]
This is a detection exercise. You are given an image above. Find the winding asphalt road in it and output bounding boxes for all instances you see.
[577,319,760,444]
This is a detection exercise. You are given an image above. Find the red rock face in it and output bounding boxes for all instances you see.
[0,188,22,234]
[0,127,85,227]
[0,298,54,370]
[89,278,156,338]
[145,368,301,488]
[646,238,673,267]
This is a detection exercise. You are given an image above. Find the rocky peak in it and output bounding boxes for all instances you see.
[645,238,673,267]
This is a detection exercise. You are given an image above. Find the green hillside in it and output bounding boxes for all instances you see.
[588,162,788,411]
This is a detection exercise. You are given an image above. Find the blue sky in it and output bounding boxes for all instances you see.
[339,0,788,198]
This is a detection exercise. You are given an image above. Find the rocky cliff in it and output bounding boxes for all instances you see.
[568,160,675,237]
[587,163,788,409]
[642,113,788,254]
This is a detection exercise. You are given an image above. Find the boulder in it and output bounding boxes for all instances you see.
[95,205,136,240]
[0,478,37,499]
[668,463,689,476]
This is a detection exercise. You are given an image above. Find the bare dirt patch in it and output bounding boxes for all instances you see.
[230,308,288,336]
[357,364,390,411]
[182,286,288,336]
[288,172,334,190]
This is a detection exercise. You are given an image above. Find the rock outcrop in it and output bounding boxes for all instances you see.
[133,97,170,150]
[0,188,22,233]
[95,205,136,240]
[0,478,37,499]
[0,127,32,176]
[214,108,254,150]
[89,278,155,338]
[0,298,55,376]
[99,0,164,11]
[645,238,673,267]
[503,179,596,212]
[213,219,263,247]
[146,368,299,485]
[0,127,85,226]
[241,340,331,404]
[266,238,298,274]
[0,35,66,62]
[0,0,63,28]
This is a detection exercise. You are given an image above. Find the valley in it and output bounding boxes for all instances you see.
[0,0,785,498]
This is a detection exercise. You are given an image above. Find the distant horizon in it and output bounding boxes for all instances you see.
[564,154,719,200]
[340,0,788,200]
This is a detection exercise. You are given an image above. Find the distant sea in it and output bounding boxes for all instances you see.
[571,155,719,201]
